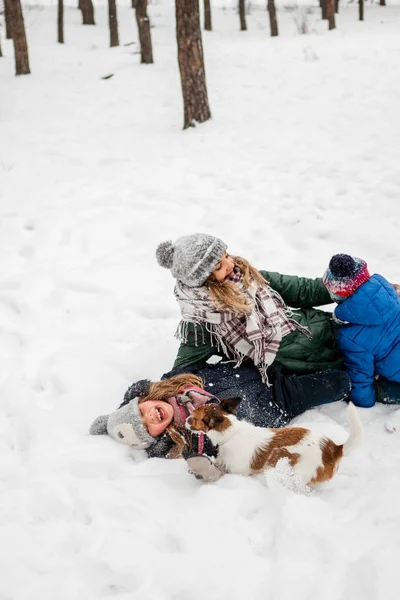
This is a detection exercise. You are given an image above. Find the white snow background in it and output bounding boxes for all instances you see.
[2,2,400,599]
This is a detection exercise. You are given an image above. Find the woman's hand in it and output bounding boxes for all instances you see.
[393,284,400,297]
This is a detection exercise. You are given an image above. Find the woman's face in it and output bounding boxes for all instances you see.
[212,253,235,283]
[139,400,174,437]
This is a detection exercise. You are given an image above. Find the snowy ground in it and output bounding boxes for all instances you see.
[2,3,400,599]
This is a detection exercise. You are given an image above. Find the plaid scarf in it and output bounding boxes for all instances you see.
[175,269,311,384]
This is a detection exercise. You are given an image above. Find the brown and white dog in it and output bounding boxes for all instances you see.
[186,398,363,486]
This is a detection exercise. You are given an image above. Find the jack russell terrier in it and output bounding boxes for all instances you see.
[186,398,363,486]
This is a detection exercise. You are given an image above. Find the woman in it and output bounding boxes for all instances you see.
[156,233,344,378]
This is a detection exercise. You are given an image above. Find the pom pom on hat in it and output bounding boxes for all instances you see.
[156,241,174,270]
[89,415,109,436]
[323,254,370,302]
[329,254,359,279]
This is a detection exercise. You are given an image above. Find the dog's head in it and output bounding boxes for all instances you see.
[186,397,242,434]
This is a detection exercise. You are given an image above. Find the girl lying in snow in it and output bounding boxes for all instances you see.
[90,360,351,482]
[323,254,400,408]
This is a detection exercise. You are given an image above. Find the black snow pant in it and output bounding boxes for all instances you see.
[163,360,351,430]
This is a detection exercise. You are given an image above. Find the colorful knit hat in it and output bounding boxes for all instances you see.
[156,233,227,287]
[323,254,370,302]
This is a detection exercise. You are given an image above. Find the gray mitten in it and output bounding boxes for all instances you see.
[186,455,224,483]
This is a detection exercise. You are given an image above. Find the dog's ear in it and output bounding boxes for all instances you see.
[219,397,242,414]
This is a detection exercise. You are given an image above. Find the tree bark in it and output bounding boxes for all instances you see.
[327,0,335,29]
[359,0,364,20]
[239,0,247,31]
[267,0,278,37]
[4,0,13,38]
[321,0,328,19]
[135,0,153,63]
[175,0,211,130]
[0,33,2,57]
[4,0,30,75]
[380,0,385,5]
[80,0,95,25]
[108,0,119,47]
[132,0,138,7]
[58,0,64,43]
[204,0,212,31]
[335,0,339,13]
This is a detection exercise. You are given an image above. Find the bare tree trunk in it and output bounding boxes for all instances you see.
[321,0,328,19]
[176,0,211,130]
[359,0,364,20]
[58,0,64,43]
[380,0,385,5]
[239,0,247,30]
[135,0,153,63]
[335,0,339,13]
[267,0,278,37]
[204,0,212,31]
[108,0,119,47]
[5,0,30,75]
[132,0,138,7]
[0,33,2,57]
[80,0,95,25]
[4,0,13,38]
[327,0,335,28]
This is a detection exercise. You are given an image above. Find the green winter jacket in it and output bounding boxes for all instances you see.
[172,270,344,375]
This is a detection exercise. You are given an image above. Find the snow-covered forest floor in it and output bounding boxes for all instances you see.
[2,3,400,599]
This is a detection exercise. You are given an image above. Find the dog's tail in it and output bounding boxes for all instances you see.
[342,402,363,456]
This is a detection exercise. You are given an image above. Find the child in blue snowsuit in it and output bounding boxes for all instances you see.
[323,254,400,408]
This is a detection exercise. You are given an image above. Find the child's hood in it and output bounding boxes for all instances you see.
[334,274,400,326]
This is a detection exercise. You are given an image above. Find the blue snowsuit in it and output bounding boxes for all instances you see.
[334,274,400,408]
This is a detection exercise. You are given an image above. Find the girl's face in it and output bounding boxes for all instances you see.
[212,253,235,283]
[138,400,174,437]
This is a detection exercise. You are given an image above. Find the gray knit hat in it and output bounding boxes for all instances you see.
[156,234,227,287]
[89,380,156,449]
